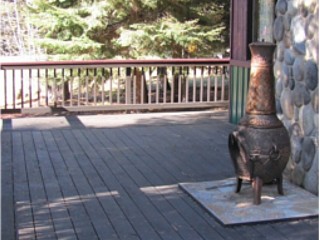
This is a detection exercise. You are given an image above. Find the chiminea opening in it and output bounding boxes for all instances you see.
[228,42,290,205]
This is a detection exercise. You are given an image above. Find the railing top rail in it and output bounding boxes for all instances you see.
[0,58,230,70]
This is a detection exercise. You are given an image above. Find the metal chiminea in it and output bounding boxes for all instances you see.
[228,42,290,205]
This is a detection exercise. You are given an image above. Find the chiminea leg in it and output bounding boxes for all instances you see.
[277,176,284,195]
[235,178,242,193]
[253,177,263,205]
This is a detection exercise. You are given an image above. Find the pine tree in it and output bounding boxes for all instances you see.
[25,0,229,60]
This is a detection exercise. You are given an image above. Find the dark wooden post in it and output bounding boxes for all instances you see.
[229,0,255,124]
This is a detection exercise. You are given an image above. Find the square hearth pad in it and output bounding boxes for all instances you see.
[179,178,318,226]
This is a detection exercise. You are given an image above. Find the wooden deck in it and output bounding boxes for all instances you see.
[1,110,318,240]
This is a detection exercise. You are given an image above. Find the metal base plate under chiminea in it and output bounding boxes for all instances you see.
[228,42,290,205]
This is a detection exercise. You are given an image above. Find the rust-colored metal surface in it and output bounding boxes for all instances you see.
[228,42,290,205]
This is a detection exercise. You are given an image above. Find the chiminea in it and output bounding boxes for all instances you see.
[228,42,290,205]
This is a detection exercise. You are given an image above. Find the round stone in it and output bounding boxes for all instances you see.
[291,16,306,43]
[303,0,318,10]
[314,114,319,129]
[274,60,282,78]
[301,137,316,171]
[290,122,303,137]
[282,63,290,87]
[276,42,285,61]
[283,31,292,48]
[284,49,295,65]
[306,14,318,39]
[293,58,305,81]
[275,78,283,98]
[303,150,319,195]
[305,60,318,90]
[291,164,305,186]
[276,99,283,114]
[287,0,298,16]
[294,106,299,121]
[289,78,295,90]
[299,5,309,18]
[312,90,319,113]
[282,118,292,130]
[274,16,285,41]
[299,103,315,136]
[276,0,288,15]
[306,38,319,63]
[280,88,294,119]
[291,135,303,163]
[293,41,306,55]
[284,156,294,178]
[293,82,311,107]
[283,13,292,31]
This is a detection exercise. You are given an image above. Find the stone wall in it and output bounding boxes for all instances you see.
[273,0,319,194]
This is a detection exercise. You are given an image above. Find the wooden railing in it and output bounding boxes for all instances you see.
[0,58,230,113]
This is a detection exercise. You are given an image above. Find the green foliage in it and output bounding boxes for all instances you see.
[27,0,229,60]
[116,17,226,58]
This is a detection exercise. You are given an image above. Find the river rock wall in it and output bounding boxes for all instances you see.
[273,0,319,194]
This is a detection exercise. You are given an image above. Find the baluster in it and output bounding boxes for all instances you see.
[53,68,57,107]
[62,68,65,106]
[221,66,226,101]
[156,67,159,104]
[29,69,32,108]
[141,67,145,104]
[133,67,137,104]
[45,69,48,106]
[214,66,218,102]
[207,67,211,102]
[86,68,89,105]
[125,67,132,105]
[101,68,105,105]
[200,67,204,102]
[4,70,7,109]
[20,70,24,108]
[70,69,73,106]
[12,70,16,109]
[171,67,175,103]
[185,67,189,103]
[93,68,97,105]
[148,68,152,104]
[109,68,113,104]
[178,67,182,103]
[163,68,167,103]
[78,68,81,106]
[193,66,196,102]
[117,68,120,104]
[37,69,40,107]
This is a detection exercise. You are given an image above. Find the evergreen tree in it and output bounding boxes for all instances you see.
[25,0,229,60]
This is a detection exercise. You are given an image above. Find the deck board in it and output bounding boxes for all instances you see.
[1,110,318,240]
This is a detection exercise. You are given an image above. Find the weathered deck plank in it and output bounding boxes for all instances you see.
[1,110,318,240]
